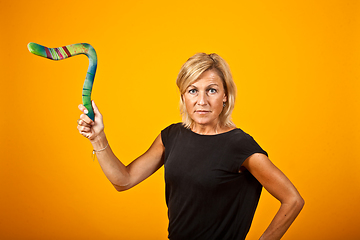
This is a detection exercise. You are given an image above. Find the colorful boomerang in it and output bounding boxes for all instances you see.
[27,42,97,121]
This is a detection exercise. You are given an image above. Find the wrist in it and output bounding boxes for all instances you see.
[90,131,108,150]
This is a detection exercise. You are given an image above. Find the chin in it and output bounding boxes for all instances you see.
[192,117,215,126]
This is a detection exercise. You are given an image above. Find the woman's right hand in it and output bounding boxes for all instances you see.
[77,100,104,141]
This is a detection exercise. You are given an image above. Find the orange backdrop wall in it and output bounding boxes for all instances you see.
[1,0,359,239]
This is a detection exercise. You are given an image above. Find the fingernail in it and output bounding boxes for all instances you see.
[84,109,88,114]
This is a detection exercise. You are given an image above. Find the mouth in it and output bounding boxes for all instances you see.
[195,110,211,114]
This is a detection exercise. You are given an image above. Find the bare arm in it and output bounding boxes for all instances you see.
[77,101,164,191]
[242,153,304,240]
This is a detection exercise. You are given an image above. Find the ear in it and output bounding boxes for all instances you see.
[223,94,227,103]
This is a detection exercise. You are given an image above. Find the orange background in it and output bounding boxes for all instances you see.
[1,0,359,239]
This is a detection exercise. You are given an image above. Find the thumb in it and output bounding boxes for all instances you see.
[92,100,101,115]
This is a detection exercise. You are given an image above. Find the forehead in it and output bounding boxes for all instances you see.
[189,70,224,87]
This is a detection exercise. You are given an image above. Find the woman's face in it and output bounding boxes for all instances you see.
[183,70,227,127]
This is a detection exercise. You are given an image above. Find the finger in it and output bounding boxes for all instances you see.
[79,130,91,138]
[79,113,93,125]
[78,103,93,125]
[78,104,89,115]
[77,125,91,133]
[77,118,91,128]
[77,124,88,133]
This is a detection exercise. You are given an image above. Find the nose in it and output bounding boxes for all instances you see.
[197,91,208,106]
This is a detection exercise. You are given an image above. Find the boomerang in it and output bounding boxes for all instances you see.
[27,42,97,121]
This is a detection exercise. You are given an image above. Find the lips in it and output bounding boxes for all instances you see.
[195,110,211,114]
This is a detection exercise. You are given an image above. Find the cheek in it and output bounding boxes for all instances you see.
[183,95,194,107]
[213,96,225,108]
[214,103,224,113]
[183,97,193,113]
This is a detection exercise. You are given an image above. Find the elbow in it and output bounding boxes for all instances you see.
[281,192,305,215]
[298,195,305,210]
[114,186,127,192]
[291,194,305,213]
[113,182,131,192]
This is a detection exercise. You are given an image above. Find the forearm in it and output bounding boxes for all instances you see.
[90,131,131,190]
[259,197,304,240]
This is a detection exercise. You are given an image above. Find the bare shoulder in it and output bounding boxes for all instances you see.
[243,153,287,187]
[243,153,303,204]
[140,133,165,161]
[243,153,274,172]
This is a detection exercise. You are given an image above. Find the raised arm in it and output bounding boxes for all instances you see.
[77,101,165,191]
[242,153,304,240]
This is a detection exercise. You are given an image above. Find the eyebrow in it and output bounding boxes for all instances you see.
[207,84,219,88]
[188,83,219,88]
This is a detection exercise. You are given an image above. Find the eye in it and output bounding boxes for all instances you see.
[208,88,217,94]
[188,89,197,94]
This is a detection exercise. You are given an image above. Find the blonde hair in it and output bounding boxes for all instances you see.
[176,53,237,129]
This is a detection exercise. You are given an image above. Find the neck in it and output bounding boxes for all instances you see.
[191,122,221,135]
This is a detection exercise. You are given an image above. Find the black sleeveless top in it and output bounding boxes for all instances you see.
[161,123,268,240]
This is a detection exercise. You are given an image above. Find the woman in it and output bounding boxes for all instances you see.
[77,53,304,240]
